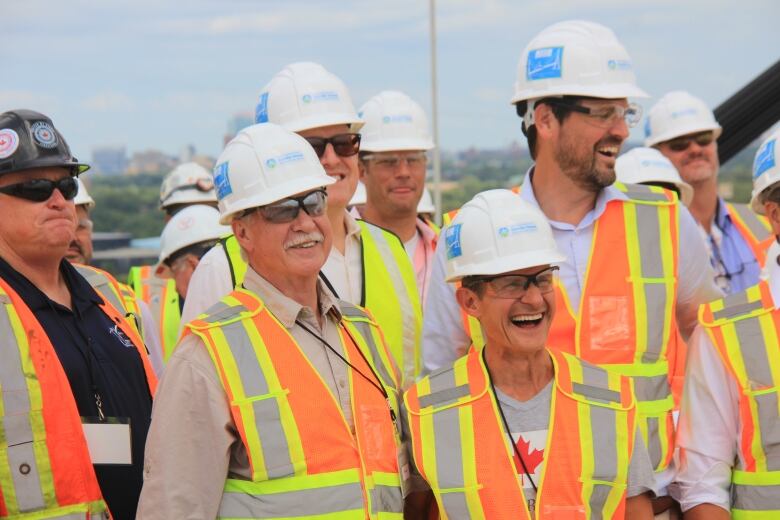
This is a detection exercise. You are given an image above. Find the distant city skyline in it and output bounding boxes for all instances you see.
[4,0,779,163]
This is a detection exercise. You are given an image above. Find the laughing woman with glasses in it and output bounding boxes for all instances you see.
[0,109,157,519]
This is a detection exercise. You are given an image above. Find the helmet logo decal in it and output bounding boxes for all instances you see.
[754,139,776,179]
[266,151,305,170]
[382,114,414,124]
[214,162,232,199]
[671,108,698,119]
[30,121,58,148]
[527,47,563,81]
[643,118,652,138]
[607,59,632,71]
[255,92,269,123]
[445,224,463,259]
[301,90,340,104]
[498,222,537,238]
[0,129,20,159]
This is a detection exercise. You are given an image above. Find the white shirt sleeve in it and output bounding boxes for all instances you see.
[671,325,739,513]
[138,298,164,376]
[179,245,234,331]
[675,205,724,339]
[421,229,471,373]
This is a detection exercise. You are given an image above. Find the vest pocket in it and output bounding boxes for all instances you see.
[744,385,780,462]
[587,296,631,351]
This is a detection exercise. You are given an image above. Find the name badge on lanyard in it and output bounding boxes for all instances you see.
[81,417,132,465]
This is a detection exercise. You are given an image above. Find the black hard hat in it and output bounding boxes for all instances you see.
[0,109,90,176]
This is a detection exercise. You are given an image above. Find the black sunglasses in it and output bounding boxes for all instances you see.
[304,133,361,158]
[666,131,715,152]
[0,176,78,202]
[241,189,328,223]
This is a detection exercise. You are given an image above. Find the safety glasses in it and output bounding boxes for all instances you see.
[0,176,78,202]
[665,131,715,152]
[304,133,361,158]
[243,189,328,223]
[469,266,559,299]
[362,152,427,169]
[545,99,642,128]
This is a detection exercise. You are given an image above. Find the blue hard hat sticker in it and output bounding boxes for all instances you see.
[754,139,776,179]
[30,121,58,149]
[255,92,269,123]
[527,47,563,81]
[214,162,232,199]
[445,224,463,260]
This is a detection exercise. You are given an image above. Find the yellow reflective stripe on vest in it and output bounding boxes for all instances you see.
[221,234,246,288]
[0,292,57,515]
[117,282,144,340]
[358,221,423,388]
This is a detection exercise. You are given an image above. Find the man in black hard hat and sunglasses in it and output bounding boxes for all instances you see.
[0,109,157,519]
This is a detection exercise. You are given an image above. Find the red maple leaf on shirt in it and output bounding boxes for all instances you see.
[514,436,544,476]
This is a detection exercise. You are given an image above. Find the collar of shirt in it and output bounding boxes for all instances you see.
[0,257,102,314]
[242,266,342,329]
[767,243,780,309]
[343,210,363,242]
[519,166,627,231]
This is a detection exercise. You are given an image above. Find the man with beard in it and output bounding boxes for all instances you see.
[422,20,721,517]
[647,91,772,294]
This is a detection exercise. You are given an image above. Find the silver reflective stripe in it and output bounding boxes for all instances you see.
[199,302,247,324]
[729,203,770,240]
[632,373,670,403]
[218,482,365,518]
[418,384,471,409]
[732,483,780,511]
[217,319,295,479]
[370,484,403,514]
[634,203,668,363]
[713,300,764,321]
[571,383,620,404]
[339,303,395,390]
[75,267,125,314]
[731,312,780,471]
[622,186,670,202]
[144,277,169,323]
[361,223,418,383]
[427,368,470,518]
[0,302,47,512]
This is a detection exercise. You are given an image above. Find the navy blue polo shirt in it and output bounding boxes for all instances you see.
[0,258,152,520]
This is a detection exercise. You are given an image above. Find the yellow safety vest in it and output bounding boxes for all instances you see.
[218,221,423,388]
[127,265,181,361]
[186,288,403,519]
[404,347,637,519]
[699,280,780,518]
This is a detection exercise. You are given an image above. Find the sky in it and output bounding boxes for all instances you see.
[3,0,779,162]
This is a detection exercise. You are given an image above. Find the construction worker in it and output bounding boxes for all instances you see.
[673,127,780,518]
[616,147,694,206]
[647,91,772,294]
[404,189,654,519]
[182,62,423,387]
[138,123,405,518]
[65,177,165,374]
[127,162,217,362]
[359,90,438,304]
[0,109,156,519]
[422,21,722,516]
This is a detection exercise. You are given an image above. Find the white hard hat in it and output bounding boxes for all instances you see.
[750,128,780,214]
[417,187,435,214]
[254,62,363,133]
[159,162,217,209]
[644,91,722,147]
[511,20,648,115]
[358,91,434,152]
[74,177,95,209]
[616,147,693,206]
[444,189,566,282]
[156,205,231,276]
[213,123,335,225]
[349,180,367,207]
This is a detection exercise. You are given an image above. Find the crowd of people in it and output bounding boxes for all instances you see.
[1,18,778,520]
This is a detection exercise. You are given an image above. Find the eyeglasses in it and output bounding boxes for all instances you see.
[243,189,328,223]
[546,100,642,128]
[0,176,78,202]
[362,152,427,169]
[304,133,361,158]
[76,218,93,232]
[469,266,559,299]
[665,131,715,152]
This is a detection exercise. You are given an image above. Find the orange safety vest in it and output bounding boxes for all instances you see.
[726,202,773,268]
[699,281,780,518]
[186,288,403,519]
[404,347,637,519]
[0,269,157,519]
[447,183,680,472]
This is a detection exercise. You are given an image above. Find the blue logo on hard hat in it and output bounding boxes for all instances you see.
[607,59,632,71]
[31,122,58,149]
[266,158,278,169]
[214,162,232,199]
[498,223,537,238]
[671,108,698,119]
[527,47,563,81]
[754,139,776,179]
[255,92,269,123]
[644,118,652,138]
[445,224,463,259]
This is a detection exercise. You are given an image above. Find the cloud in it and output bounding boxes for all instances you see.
[82,92,135,112]
[0,91,60,113]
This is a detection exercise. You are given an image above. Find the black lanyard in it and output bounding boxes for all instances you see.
[482,346,539,494]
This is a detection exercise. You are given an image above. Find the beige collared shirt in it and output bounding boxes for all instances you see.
[137,268,360,519]
[321,211,363,302]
